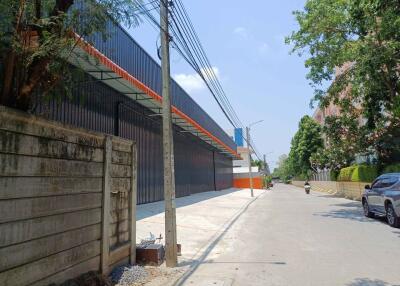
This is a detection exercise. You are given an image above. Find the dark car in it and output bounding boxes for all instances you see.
[362,173,400,228]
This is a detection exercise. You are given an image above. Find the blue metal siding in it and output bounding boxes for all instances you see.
[35,74,233,204]
[214,152,234,190]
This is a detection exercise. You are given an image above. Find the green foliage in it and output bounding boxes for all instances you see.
[383,164,400,173]
[338,166,356,182]
[286,0,400,167]
[310,112,375,171]
[351,165,378,182]
[330,169,339,181]
[287,115,323,178]
[0,0,141,110]
[272,154,289,178]
[338,165,377,182]
[252,160,263,169]
[273,116,323,180]
[263,175,272,188]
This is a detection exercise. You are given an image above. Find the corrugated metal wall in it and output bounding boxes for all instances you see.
[214,152,234,190]
[35,75,233,204]
[85,16,236,151]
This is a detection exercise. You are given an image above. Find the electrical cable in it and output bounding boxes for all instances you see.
[134,0,263,160]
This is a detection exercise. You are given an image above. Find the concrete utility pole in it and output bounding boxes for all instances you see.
[160,0,178,267]
[263,154,267,172]
[246,127,254,197]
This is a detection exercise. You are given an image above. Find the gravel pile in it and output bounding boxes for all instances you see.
[110,265,148,286]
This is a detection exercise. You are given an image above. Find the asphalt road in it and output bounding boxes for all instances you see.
[177,184,400,286]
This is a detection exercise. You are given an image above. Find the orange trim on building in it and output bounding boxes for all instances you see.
[233,177,263,189]
[74,35,240,159]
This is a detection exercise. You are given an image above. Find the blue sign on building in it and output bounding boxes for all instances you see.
[234,128,244,147]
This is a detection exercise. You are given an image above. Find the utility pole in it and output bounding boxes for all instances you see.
[263,154,267,172]
[160,0,177,267]
[246,127,254,197]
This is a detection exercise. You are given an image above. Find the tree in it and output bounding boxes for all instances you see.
[310,112,369,171]
[251,159,263,169]
[287,115,323,179]
[0,0,141,110]
[272,154,292,180]
[286,0,400,167]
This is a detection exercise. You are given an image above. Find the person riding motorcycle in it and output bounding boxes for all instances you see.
[304,180,311,194]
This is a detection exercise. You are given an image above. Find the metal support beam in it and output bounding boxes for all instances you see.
[86,69,114,73]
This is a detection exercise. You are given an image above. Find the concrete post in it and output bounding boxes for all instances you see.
[129,143,137,265]
[160,0,178,267]
[101,136,112,274]
[246,127,254,197]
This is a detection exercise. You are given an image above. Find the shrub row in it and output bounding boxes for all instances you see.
[336,163,400,182]
[337,165,378,182]
[337,166,356,181]
[383,164,400,173]
[351,165,378,182]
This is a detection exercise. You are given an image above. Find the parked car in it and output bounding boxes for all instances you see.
[362,173,400,228]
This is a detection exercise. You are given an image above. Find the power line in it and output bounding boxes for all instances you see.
[143,0,243,130]
[134,0,262,160]
[171,0,243,128]
[174,0,244,127]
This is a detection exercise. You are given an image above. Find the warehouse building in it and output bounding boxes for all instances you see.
[33,19,238,204]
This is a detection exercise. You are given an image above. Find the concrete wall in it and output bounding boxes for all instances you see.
[0,106,137,285]
[292,180,370,201]
[233,172,263,189]
[233,178,263,189]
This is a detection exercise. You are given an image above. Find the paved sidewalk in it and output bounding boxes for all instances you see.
[136,188,267,285]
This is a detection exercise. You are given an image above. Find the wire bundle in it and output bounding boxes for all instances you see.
[135,0,262,160]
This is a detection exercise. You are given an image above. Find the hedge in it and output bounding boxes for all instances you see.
[338,165,377,182]
[337,166,356,181]
[383,164,400,173]
[351,165,378,182]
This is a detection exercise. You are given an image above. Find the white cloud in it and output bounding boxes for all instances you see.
[233,27,247,38]
[173,73,204,93]
[173,67,220,93]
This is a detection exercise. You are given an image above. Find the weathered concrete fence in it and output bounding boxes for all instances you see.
[0,106,137,285]
[292,180,370,201]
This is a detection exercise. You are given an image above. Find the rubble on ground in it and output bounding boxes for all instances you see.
[110,265,148,286]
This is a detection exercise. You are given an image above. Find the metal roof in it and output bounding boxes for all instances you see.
[70,36,240,159]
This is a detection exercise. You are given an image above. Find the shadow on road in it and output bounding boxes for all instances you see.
[313,201,392,228]
[313,201,377,223]
[345,278,395,286]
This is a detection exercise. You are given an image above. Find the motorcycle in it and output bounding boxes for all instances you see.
[305,184,311,194]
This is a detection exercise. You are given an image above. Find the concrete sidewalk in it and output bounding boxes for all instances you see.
[136,188,267,285]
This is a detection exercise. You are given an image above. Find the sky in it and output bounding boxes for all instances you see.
[127,0,315,170]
